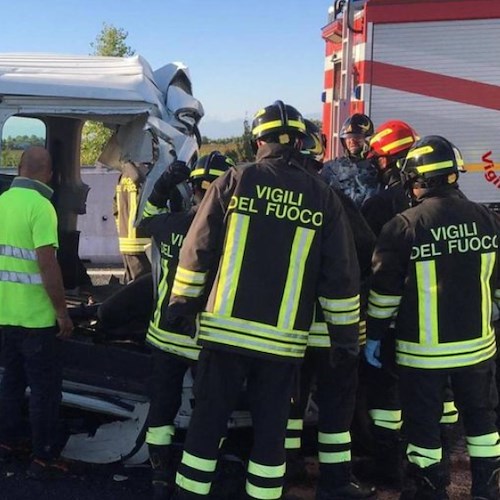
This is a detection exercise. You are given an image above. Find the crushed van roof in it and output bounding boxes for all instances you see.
[0,53,163,107]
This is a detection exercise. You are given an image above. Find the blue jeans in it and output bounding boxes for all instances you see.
[0,326,62,460]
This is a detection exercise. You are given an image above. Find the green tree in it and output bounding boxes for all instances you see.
[235,118,254,162]
[81,23,135,165]
[90,23,135,57]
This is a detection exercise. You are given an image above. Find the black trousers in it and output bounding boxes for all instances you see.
[98,272,153,334]
[176,348,296,499]
[146,347,193,446]
[0,326,62,460]
[287,348,358,487]
[400,358,499,466]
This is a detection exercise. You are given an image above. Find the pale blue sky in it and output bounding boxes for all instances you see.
[0,0,334,138]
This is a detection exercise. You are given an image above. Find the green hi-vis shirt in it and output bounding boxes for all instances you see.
[0,177,58,328]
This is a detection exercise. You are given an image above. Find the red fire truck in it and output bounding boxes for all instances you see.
[321,0,500,210]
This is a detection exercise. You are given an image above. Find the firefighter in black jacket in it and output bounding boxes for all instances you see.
[140,153,234,500]
[114,161,152,283]
[365,136,500,499]
[167,101,361,500]
[284,120,377,499]
[361,120,421,486]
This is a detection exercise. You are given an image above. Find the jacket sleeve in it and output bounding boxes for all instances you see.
[493,213,500,322]
[317,189,361,350]
[168,172,235,316]
[333,187,376,279]
[367,214,413,340]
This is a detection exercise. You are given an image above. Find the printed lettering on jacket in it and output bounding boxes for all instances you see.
[228,185,323,227]
[411,222,499,260]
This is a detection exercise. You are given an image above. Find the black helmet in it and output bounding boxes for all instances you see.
[340,113,374,138]
[401,135,465,185]
[190,151,234,191]
[301,119,327,162]
[251,100,307,151]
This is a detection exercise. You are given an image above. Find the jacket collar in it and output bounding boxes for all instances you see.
[255,143,306,167]
[11,177,54,200]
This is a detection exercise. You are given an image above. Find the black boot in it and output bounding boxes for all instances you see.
[149,444,175,500]
[316,463,377,499]
[399,463,449,500]
[470,457,500,500]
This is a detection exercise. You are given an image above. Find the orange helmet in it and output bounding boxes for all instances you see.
[369,120,419,159]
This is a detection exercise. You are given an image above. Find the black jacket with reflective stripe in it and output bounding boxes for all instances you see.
[169,144,361,362]
[141,205,199,359]
[368,186,500,369]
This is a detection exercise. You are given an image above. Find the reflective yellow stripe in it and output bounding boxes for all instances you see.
[369,409,403,430]
[319,295,360,311]
[252,119,306,137]
[481,253,495,338]
[397,338,497,369]
[467,432,500,458]
[287,419,303,431]
[199,313,308,358]
[319,450,351,463]
[416,160,454,174]
[171,282,204,298]
[213,213,250,316]
[248,460,286,478]
[440,400,459,424]
[176,472,211,495]
[319,295,360,325]
[407,443,442,468]
[129,190,138,239]
[145,425,175,446]
[416,260,438,345]
[285,437,301,450]
[143,200,168,218]
[278,227,315,329]
[245,481,282,500]
[398,333,496,356]
[153,259,170,327]
[181,451,217,473]
[381,136,414,153]
[318,431,351,445]
[190,168,226,178]
[175,266,207,285]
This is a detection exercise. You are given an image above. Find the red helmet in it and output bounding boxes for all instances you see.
[369,120,419,159]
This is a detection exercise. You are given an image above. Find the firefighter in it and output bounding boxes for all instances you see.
[365,136,500,499]
[167,101,361,500]
[284,119,377,499]
[140,152,234,500]
[363,123,460,487]
[321,113,380,209]
[361,120,419,235]
[114,160,152,283]
[360,120,420,486]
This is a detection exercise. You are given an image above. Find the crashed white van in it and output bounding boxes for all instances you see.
[0,53,255,465]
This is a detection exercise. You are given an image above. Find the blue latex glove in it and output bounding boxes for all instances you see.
[364,339,382,368]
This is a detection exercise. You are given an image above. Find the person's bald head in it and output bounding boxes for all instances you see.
[18,147,52,184]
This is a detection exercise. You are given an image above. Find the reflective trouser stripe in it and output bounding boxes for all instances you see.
[318,431,351,464]
[176,451,218,496]
[440,400,459,424]
[246,460,285,500]
[176,473,211,496]
[369,409,403,431]
[407,443,442,468]
[285,419,303,450]
[467,432,500,458]
[145,425,175,446]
